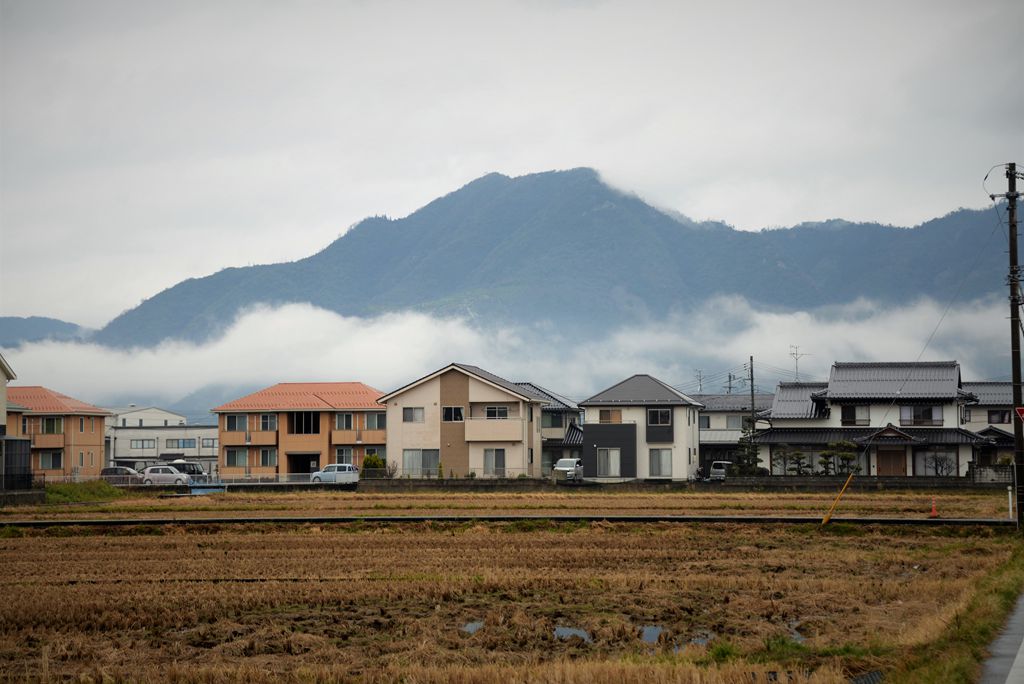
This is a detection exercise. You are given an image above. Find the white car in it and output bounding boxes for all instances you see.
[552,458,584,483]
[140,465,192,486]
[310,463,360,484]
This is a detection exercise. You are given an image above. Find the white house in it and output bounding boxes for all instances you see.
[579,374,702,481]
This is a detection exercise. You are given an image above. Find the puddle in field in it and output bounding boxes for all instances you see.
[461,621,484,635]
[640,625,664,644]
[554,625,592,643]
[787,620,807,643]
[688,630,716,646]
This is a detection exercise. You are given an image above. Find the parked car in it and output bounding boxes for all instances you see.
[140,465,192,486]
[100,466,142,486]
[552,458,584,483]
[709,461,732,481]
[168,459,210,483]
[310,463,360,484]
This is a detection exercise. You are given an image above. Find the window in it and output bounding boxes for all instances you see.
[403,407,425,423]
[485,406,509,420]
[963,408,972,422]
[598,409,621,424]
[648,409,671,426]
[260,414,278,431]
[402,448,439,475]
[541,412,563,428]
[260,448,278,467]
[289,411,319,434]
[78,451,84,467]
[366,446,386,460]
[484,448,506,477]
[989,410,1012,424]
[226,414,247,432]
[336,447,353,464]
[649,449,672,477]
[900,405,943,427]
[202,438,218,448]
[166,439,197,449]
[336,413,354,430]
[225,449,246,467]
[597,448,620,477]
[698,415,710,429]
[913,446,958,476]
[79,417,85,432]
[442,406,464,422]
[366,412,386,430]
[89,452,94,467]
[164,419,168,426]
[40,452,62,469]
[121,418,127,427]
[841,405,870,426]
[726,415,743,429]
[90,417,95,432]
[130,439,156,449]
[41,417,63,434]
[138,419,143,427]
[22,416,28,434]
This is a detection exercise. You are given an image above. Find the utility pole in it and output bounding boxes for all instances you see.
[992,162,1023,527]
[748,356,756,430]
[789,345,808,382]
[725,372,735,394]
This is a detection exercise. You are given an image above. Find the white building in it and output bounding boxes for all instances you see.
[579,374,702,481]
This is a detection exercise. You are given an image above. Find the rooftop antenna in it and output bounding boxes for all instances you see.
[790,345,810,382]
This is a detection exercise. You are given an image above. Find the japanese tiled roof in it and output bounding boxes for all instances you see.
[962,382,1012,406]
[824,361,962,401]
[580,374,702,407]
[754,426,990,446]
[212,382,384,412]
[692,393,774,412]
[768,383,829,419]
[514,382,580,411]
[7,386,111,416]
[977,426,1014,445]
[452,364,548,401]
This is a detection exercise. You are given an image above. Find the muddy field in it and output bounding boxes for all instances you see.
[0,520,1020,682]
[0,488,1009,522]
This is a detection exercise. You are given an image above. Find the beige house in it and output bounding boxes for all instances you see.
[379,364,547,478]
[0,352,14,432]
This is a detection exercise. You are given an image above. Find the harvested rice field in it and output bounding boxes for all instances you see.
[0,488,1010,522]
[0,520,1021,683]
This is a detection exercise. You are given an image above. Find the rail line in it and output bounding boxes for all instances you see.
[0,514,1015,528]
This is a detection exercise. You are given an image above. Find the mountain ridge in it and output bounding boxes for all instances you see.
[82,167,1009,348]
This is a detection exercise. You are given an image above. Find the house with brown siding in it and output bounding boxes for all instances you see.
[379,364,547,478]
[6,386,110,480]
[212,382,385,479]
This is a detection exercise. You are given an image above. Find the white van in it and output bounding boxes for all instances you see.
[709,461,732,481]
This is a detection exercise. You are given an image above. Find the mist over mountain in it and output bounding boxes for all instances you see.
[72,167,1009,348]
[0,316,89,348]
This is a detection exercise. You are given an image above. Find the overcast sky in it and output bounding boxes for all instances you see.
[2,0,1022,328]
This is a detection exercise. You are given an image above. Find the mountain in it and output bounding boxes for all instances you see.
[0,316,89,348]
[93,168,1010,348]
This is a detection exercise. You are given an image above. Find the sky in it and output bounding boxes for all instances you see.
[2,0,1022,328]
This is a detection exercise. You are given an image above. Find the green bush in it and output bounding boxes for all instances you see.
[362,453,386,472]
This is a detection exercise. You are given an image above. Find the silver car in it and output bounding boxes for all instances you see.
[310,463,360,484]
[709,461,732,481]
[552,458,584,483]
[140,465,192,486]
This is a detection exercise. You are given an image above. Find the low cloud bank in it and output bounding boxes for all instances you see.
[2,296,1010,409]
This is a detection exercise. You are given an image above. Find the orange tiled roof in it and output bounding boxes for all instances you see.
[8,386,111,416]
[212,382,384,412]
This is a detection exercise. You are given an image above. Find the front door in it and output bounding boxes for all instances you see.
[876,448,906,476]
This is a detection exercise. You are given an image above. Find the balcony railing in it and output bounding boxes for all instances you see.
[464,417,526,441]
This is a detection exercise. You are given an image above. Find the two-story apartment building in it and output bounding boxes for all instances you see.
[691,393,774,474]
[379,364,546,478]
[6,386,110,480]
[579,374,702,481]
[103,404,218,472]
[757,362,987,477]
[212,382,385,479]
[514,382,583,477]
[963,382,1013,465]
